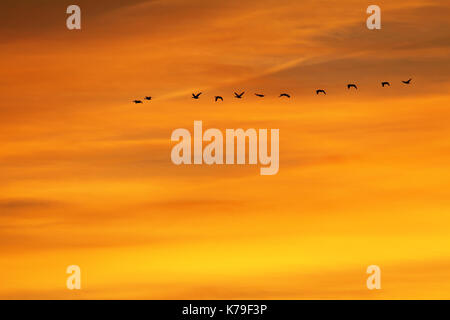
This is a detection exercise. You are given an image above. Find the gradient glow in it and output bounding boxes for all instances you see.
[1,0,450,299]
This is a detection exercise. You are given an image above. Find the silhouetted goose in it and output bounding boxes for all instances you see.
[192,92,202,99]
[234,91,245,99]
[255,94,265,97]
[215,96,223,102]
[402,78,412,84]
[133,100,143,104]
[347,84,357,90]
[316,89,326,95]
[381,82,390,87]
[144,96,152,100]
[279,93,291,98]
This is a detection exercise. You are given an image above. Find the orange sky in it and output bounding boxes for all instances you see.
[1,0,450,299]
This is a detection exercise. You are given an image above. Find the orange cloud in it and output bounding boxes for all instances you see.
[1,0,450,299]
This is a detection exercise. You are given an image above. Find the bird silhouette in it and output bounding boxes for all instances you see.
[255,93,265,97]
[215,96,223,102]
[347,84,357,90]
[381,82,390,87]
[402,78,412,84]
[279,93,291,98]
[234,91,245,99]
[145,96,152,100]
[133,100,143,104]
[316,89,326,95]
[192,92,202,99]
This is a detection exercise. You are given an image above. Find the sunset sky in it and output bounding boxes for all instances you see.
[1,0,450,299]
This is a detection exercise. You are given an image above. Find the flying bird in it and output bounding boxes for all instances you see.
[316,89,326,95]
[133,100,143,104]
[144,96,152,100]
[255,94,265,97]
[347,84,357,90]
[215,96,223,102]
[234,91,245,99]
[381,82,390,87]
[279,93,291,98]
[402,78,412,84]
[192,92,202,99]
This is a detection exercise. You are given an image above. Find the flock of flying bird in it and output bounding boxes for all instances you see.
[132,78,413,104]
